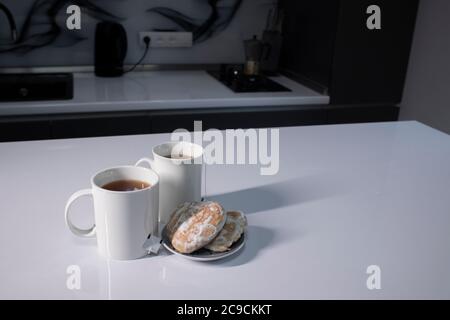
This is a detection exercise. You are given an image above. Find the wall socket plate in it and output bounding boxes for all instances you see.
[139,32,193,48]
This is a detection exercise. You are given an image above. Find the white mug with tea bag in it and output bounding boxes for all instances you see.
[65,166,159,260]
[135,141,203,224]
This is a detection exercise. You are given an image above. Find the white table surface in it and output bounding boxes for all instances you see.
[0,71,329,116]
[0,121,449,299]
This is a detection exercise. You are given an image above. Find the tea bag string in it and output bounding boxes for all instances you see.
[202,156,207,201]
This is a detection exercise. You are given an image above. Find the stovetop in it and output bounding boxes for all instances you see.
[208,65,291,93]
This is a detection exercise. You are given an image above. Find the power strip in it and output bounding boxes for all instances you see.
[139,32,193,48]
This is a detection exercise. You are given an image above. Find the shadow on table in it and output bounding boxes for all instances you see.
[208,174,346,215]
[208,225,297,268]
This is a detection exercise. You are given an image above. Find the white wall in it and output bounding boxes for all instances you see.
[400,0,450,134]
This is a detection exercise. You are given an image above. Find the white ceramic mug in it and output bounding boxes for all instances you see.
[65,166,159,260]
[135,141,203,224]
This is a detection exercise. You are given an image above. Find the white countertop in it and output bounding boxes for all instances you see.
[0,71,329,116]
[0,121,449,299]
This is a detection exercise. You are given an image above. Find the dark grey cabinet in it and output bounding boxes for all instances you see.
[0,118,51,142]
[51,112,151,139]
[150,106,327,133]
[326,105,399,124]
[281,0,419,105]
[0,104,399,142]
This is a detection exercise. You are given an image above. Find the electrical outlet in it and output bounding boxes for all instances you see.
[139,32,193,48]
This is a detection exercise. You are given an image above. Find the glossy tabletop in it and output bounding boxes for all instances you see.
[0,121,449,299]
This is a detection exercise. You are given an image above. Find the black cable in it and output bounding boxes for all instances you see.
[125,36,151,74]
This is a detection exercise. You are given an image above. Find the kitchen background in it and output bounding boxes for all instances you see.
[0,0,274,67]
[0,0,449,136]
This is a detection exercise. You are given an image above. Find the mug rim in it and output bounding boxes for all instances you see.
[152,141,204,162]
[90,165,159,194]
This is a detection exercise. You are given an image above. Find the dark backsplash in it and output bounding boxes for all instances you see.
[0,0,273,67]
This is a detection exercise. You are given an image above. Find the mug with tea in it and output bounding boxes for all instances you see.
[64,166,159,260]
[135,141,203,224]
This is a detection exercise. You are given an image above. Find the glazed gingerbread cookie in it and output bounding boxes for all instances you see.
[166,201,226,253]
[205,211,247,252]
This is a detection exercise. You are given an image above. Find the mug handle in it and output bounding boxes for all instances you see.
[135,157,154,169]
[65,189,96,238]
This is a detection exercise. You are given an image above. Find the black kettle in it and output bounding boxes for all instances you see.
[95,22,128,77]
